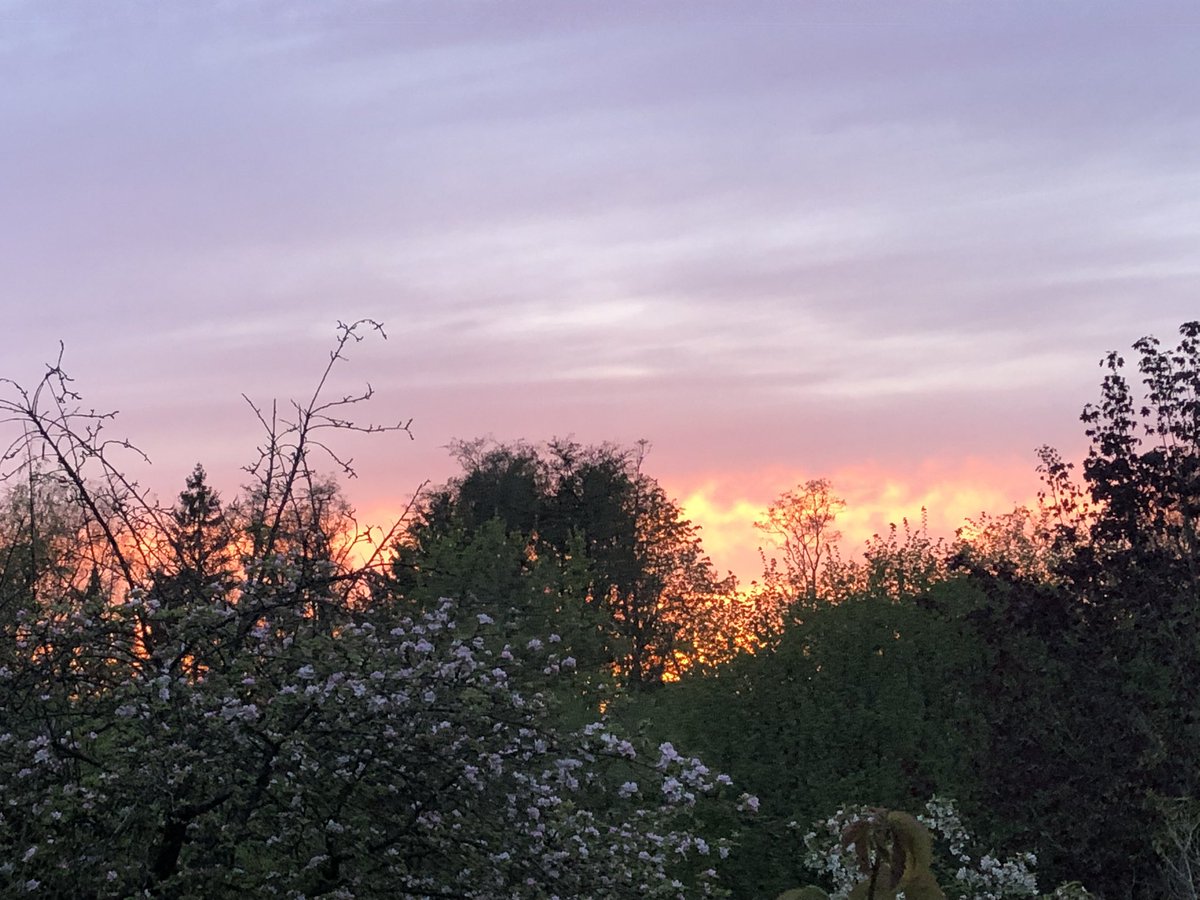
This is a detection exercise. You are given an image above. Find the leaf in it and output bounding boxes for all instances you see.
[888,832,906,888]
[841,820,872,873]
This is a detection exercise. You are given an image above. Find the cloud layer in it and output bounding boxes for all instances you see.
[3,2,1198,580]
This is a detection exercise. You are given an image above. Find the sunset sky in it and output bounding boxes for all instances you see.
[3,2,1199,584]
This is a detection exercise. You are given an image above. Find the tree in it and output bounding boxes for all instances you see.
[169,464,235,584]
[393,440,614,710]
[605,459,736,684]
[0,474,93,654]
[1012,321,1200,898]
[0,322,753,896]
[947,562,1115,894]
[949,504,1061,584]
[1077,325,1200,787]
[142,464,237,664]
[823,511,949,603]
[1075,321,1200,603]
[397,439,737,689]
[756,478,845,604]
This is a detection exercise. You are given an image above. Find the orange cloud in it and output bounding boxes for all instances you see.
[666,456,1043,586]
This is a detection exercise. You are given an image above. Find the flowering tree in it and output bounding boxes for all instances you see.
[1,589,745,896]
[0,322,750,897]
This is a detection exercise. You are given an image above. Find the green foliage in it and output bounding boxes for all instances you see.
[9,318,1200,898]
[823,511,949,603]
[777,888,831,900]
[950,505,1061,584]
[1150,795,1200,900]
[397,438,737,688]
[0,573,745,896]
[391,515,615,721]
[946,566,1123,889]
[1027,321,1200,896]
[624,580,991,897]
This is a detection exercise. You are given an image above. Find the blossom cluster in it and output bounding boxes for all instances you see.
[797,797,1093,900]
[0,562,746,898]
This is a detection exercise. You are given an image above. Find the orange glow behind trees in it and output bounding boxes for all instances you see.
[3,320,1057,688]
[667,458,1044,591]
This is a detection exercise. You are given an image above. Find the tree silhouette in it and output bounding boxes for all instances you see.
[399,439,736,687]
[756,478,845,603]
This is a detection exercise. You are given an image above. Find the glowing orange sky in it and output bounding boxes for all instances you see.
[665,456,1043,586]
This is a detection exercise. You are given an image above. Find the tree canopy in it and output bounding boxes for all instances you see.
[5,320,1200,899]
[395,438,738,689]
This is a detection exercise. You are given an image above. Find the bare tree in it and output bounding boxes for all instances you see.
[755,478,845,603]
[0,344,168,596]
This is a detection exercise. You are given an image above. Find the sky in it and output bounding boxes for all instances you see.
[2,1,1199,584]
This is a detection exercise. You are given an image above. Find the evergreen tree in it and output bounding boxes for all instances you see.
[143,464,236,665]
